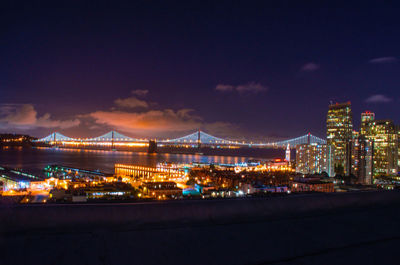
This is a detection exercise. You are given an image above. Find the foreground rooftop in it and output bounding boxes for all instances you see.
[1,191,400,265]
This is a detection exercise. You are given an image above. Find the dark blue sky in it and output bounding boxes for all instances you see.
[1,2,399,140]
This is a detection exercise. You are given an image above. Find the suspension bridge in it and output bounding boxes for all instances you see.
[36,130,326,151]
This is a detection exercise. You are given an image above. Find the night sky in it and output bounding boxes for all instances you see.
[1,3,399,141]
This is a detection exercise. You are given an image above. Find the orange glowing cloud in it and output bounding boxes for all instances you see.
[87,107,235,136]
[88,109,202,133]
[0,104,80,129]
[114,97,149,108]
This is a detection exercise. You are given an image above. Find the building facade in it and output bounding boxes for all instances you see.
[367,120,398,176]
[361,111,375,136]
[290,180,334,193]
[398,127,400,169]
[285,144,291,163]
[350,136,373,184]
[327,102,353,175]
[296,144,330,175]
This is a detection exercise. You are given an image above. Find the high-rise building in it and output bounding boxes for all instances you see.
[361,111,375,136]
[327,102,353,175]
[350,136,373,184]
[352,130,360,139]
[326,145,335,177]
[296,144,330,175]
[397,127,400,169]
[367,120,398,176]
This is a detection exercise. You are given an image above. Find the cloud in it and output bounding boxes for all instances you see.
[300,62,320,72]
[0,104,80,129]
[87,108,235,137]
[0,104,37,125]
[215,84,234,92]
[114,97,148,108]
[88,109,202,133]
[131,89,149,96]
[0,92,235,138]
[365,94,393,103]
[369,57,397,64]
[85,92,236,136]
[215,82,268,93]
[236,82,268,93]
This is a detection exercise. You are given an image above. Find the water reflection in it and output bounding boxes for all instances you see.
[0,147,261,174]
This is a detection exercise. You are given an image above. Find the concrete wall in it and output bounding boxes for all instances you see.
[2,191,400,234]
[2,191,400,265]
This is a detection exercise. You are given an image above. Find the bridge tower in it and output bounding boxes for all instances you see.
[111,130,115,150]
[52,132,57,146]
[148,140,157,153]
[197,130,201,149]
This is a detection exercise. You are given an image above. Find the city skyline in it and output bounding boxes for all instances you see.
[2,4,400,263]
[1,4,400,140]
[1,100,396,142]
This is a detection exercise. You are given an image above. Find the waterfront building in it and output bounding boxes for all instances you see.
[0,167,45,192]
[115,163,187,182]
[295,144,331,175]
[326,102,353,175]
[285,144,291,163]
[44,164,110,180]
[350,136,373,184]
[233,159,293,173]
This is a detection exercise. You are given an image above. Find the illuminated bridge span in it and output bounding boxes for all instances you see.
[162,131,326,147]
[36,130,326,149]
[271,133,327,147]
[163,131,237,145]
[38,132,74,142]
[86,131,147,142]
[39,131,147,143]
[37,131,148,148]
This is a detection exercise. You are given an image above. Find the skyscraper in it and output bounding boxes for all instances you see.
[397,127,400,169]
[296,143,329,175]
[326,102,353,175]
[367,120,398,176]
[361,111,375,137]
[350,136,373,184]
